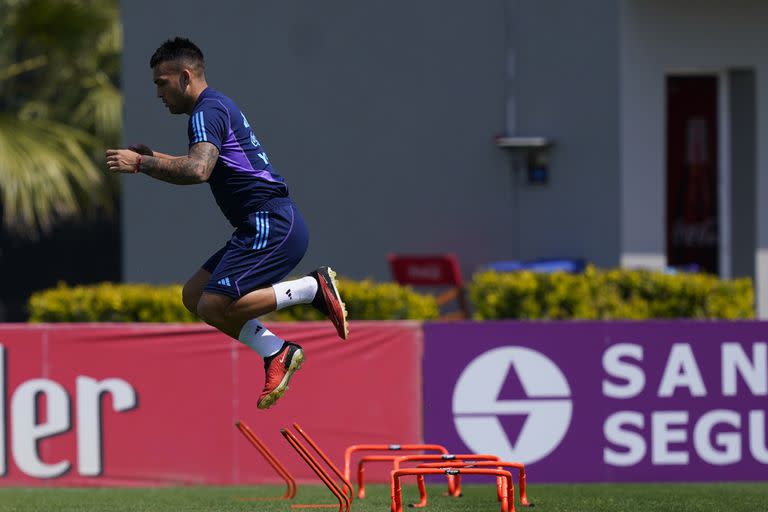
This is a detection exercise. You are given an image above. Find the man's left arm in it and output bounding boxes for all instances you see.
[106,142,218,185]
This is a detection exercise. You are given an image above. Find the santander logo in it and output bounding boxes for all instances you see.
[452,346,572,464]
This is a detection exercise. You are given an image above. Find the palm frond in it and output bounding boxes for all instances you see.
[17,99,50,120]
[0,114,111,236]
[73,75,122,145]
[0,55,47,82]
[11,0,111,55]
[0,0,121,236]
[94,3,121,56]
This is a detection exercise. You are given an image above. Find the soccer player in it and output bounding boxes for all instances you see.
[106,37,348,410]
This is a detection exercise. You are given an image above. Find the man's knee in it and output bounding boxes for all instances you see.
[196,293,232,326]
[182,282,201,315]
[182,269,212,315]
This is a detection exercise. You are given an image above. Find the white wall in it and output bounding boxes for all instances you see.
[620,0,768,315]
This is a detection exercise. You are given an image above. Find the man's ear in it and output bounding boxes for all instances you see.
[180,69,191,89]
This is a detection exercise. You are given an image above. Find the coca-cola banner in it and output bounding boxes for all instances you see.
[0,322,422,486]
[423,321,768,482]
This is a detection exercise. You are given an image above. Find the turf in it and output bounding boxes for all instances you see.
[0,482,766,511]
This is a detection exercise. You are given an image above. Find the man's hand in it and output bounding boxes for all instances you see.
[106,149,141,174]
[128,143,154,156]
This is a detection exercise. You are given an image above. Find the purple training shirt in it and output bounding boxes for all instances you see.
[188,87,289,226]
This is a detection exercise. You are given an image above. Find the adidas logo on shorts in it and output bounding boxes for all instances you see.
[217,277,232,287]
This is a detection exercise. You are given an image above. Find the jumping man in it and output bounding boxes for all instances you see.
[106,37,348,409]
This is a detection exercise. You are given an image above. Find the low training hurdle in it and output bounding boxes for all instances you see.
[235,420,296,501]
[344,443,449,496]
[356,453,500,502]
[282,425,351,512]
[292,423,354,503]
[391,454,503,507]
[418,460,533,508]
[391,468,515,512]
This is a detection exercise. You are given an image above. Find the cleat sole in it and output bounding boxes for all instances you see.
[257,349,305,410]
[326,267,350,340]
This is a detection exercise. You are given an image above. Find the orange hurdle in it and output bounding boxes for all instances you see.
[343,443,448,483]
[391,467,515,512]
[418,460,533,508]
[355,453,501,502]
[355,456,401,499]
[235,420,296,501]
[282,427,350,512]
[392,454,502,506]
[292,423,354,503]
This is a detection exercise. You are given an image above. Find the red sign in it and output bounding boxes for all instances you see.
[0,322,422,486]
[388,254,463,286]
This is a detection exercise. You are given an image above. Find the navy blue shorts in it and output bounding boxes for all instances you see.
[202,197,309,299]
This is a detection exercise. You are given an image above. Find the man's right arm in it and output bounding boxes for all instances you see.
[138,142,219,185]
[152,151,185,160]
[106,142,218,184]
[128,144,183,161]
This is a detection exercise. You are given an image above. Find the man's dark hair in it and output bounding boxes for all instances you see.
[150,37,205,71]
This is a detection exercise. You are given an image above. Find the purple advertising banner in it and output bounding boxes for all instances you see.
[423,321,768,482]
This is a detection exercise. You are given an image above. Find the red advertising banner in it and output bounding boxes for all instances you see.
[0,322,422,486]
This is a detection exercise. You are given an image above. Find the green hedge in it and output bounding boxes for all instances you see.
[28,283,197,323]
[265,278,439,322]
[28,267,755,323]
[469,266,755,320]
[28,279,440,322]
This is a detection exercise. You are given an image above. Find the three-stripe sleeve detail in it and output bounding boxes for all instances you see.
[191,112,208,143]
[199,112,207,141]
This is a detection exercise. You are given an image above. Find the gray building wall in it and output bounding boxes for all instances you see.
[510,1,621,267]
[122,0,513,284]
[122,1,767,315]
[729,70,756,281]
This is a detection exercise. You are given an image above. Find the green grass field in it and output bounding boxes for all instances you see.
[0,482,766,512]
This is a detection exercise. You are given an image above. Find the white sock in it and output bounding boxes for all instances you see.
[272,276,318,310]
[238,319,284,358]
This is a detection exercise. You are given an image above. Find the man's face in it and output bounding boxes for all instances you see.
[152,61,189,115]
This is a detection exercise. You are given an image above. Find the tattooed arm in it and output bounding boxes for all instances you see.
[139,143,219,184]
[128,143,183,161]
[105,142,218,185]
